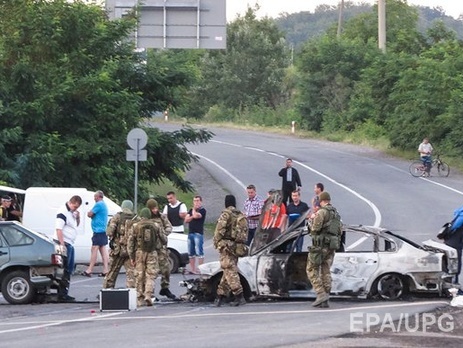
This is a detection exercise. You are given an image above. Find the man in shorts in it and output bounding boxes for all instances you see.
[82,190,109,277]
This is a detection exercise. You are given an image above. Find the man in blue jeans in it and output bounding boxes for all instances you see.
[54,195,82,302]
[185,195,206,274]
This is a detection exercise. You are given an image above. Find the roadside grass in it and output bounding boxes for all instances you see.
[142,179,194,214]
[142,180,216,237]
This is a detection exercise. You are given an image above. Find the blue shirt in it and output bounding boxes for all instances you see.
[452,205,463,231]
[91,200,108,233]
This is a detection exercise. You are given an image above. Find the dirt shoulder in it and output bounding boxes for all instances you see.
[185,161,228,225]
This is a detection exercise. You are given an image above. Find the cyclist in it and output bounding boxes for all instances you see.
[418,137,433,177]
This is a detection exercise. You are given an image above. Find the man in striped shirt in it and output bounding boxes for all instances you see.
[243,184,264,246]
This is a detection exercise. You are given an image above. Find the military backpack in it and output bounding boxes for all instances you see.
[320,205,342,250]
[137,220,158,252]
[230,210,249,244]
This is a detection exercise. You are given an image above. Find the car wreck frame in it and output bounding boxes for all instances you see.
[181,212,458,303]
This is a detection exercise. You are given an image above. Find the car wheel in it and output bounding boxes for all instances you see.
[208,273,252,302]
[168,250,180,274]
[1,270,36,304]
[375,273,406,300]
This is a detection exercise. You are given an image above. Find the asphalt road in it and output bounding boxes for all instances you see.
[1,124,462,347]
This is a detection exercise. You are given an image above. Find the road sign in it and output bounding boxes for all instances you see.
[106,0,226,49]
[126,149,147,161]
[127,128,148,151]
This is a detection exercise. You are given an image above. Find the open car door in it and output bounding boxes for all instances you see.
[254,207,311,297]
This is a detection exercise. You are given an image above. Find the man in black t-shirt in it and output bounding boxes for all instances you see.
[286,190,309,252]
[184,195,206,274]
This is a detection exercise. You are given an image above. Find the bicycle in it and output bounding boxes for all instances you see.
[409,153,450,177]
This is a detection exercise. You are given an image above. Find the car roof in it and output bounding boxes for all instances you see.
[0,221,55,244]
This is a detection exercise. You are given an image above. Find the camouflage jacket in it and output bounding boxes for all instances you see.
[106,209,136,255]
[151,214,172,246]
[311,205,331,236]
[213,207,235,249]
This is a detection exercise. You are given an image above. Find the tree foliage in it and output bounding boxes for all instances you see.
[293,0,463,159]
[0,0,212,199]
[184,5,290,118]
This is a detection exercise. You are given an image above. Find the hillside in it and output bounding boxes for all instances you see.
[274,2,463,47]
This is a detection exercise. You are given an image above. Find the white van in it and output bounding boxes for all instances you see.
[0,185,188,273]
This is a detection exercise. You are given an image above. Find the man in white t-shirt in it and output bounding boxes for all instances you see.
[54,195,82,302]
[162,191,187,233]
[418,137,433,177]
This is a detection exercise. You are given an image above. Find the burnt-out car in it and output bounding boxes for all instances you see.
[182,211,458,302]
[0,221,64,304]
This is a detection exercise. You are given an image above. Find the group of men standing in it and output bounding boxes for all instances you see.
[212,157,342,309]
[53,192,181,304]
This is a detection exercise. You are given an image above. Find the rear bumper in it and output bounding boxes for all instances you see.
[30,275,53,287]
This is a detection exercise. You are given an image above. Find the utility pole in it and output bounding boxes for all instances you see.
[378,0,386,53]
[337,0,345,38]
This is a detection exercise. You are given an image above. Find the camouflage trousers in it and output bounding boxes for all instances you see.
[103,249,135,289]
[157,247,170,289]
[134,250,158,301]
[217,249,243,296]
[306,249,335,295]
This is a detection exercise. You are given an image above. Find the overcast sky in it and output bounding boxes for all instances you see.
[227,1,462,21]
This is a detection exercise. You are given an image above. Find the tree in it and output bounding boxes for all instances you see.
[188,5,290,116]
[296,35,379,131]
[0,0,212,199]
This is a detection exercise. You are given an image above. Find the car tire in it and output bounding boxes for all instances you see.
[209,273,252,302]
[168,250,180,274]
[1,270,36,304]
[375,273,407,300]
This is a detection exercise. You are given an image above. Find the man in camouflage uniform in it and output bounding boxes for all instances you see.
[103,200,136,289]
[213,194,246,307]
[127,207,164,307]
[306,191,341,308]
[146,199,176,300]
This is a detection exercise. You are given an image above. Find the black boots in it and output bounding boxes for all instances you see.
[159,288,177,300]
[214,295,224,307]
[230,293,246,307]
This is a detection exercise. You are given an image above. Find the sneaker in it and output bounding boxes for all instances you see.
[58,294,75,302]
[145,298,153,307]
[159,288,177,300]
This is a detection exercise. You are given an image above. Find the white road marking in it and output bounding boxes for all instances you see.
[37,301,451,322]
[420,177,463,195]
[0,312,122,334]
[193,153,246,191]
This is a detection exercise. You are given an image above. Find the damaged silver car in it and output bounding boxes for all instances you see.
[181,211,458,302]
